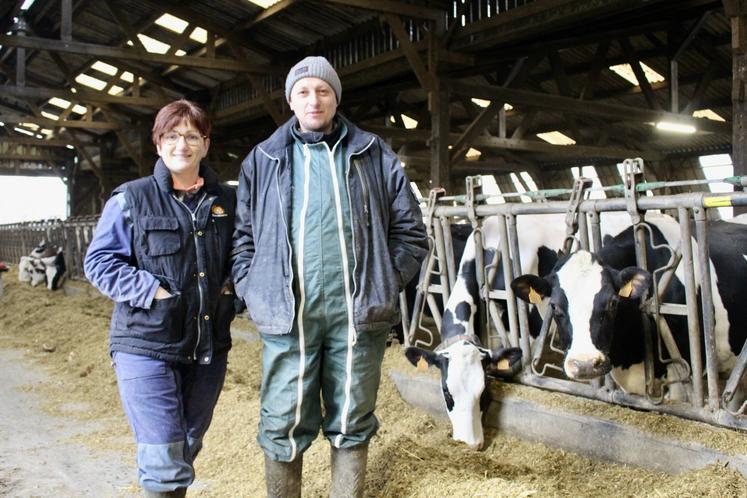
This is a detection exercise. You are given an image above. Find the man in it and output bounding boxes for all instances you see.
[232,56,427,497]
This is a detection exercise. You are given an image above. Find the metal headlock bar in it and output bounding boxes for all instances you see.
[404,163,747,432]
[405,187,446,349]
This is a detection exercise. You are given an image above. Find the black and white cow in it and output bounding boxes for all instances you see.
[512,214,747,399]
[18,241,66,290]
[404,212,633,448]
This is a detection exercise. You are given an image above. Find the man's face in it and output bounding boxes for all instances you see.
[289,77,337,134]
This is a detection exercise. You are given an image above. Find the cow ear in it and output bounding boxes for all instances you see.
[614,267,651,300]
[405,347,442,370]
[482,347,523,379]
[511,275,551,304]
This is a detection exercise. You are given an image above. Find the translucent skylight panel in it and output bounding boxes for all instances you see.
[41,111,59,120]
[156,13,189,34]
[120,71,135,83]
[75,73,107,91]
[692,109,725,122]
[465,148,481,160]
[190,27,208,44]
[246,0,282,7]
[48,97,71,109]
[401,114,418,129]
[14,127,35,136]
[91,60,118,76]
[609,62,665,86]
[108,85,125,95]
[537,131,576,145]
[137,34,171,54]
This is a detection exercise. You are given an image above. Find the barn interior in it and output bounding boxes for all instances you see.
[0,0,742,217]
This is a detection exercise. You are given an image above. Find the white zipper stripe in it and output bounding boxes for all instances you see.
[287,144,311,461]
[325,144,358,446]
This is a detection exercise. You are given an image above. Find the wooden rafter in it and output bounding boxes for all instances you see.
[0,35,281,74]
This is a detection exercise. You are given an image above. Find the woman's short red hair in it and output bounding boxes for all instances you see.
[152,99,211,146]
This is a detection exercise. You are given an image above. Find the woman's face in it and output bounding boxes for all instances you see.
[156,119,210,176]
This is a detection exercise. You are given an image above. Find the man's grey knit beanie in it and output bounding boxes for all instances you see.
[285,56,342,104]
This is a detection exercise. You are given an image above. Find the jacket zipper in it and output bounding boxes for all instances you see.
[172,192,208,361]
[344,137,376,303]
[353,159,370,227]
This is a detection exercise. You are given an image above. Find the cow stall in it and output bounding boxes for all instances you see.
[395,159,747,475]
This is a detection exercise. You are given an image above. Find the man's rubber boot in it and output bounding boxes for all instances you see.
[264,453,302,498]
[329,445,368,498]
[143,488,187,497]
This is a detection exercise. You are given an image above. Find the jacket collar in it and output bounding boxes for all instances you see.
[154,158,222,195]
[258,113,376,159]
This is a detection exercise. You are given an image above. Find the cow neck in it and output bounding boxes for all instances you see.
[436,334,481,352]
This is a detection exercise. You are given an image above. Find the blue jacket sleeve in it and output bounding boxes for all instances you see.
[84,192,160,309]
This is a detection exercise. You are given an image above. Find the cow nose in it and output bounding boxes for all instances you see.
[566,356,608,380]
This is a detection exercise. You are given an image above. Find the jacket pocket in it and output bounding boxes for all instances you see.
[142,217,181,256]
[127,292,184,342]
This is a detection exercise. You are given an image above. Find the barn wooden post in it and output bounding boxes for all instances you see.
[724,0,747,215]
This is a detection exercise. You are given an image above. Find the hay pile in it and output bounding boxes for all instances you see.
[1,270,747,497]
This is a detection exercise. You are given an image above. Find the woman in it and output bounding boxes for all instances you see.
[84,99,236,497]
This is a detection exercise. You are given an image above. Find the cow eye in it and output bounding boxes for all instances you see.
[551,303,565,318]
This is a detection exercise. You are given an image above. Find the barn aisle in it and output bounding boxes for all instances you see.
[1,270,747,497]
[0,349,136,497]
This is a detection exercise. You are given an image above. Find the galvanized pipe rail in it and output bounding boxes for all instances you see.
[409,180,747,431]
[0,215,100,281]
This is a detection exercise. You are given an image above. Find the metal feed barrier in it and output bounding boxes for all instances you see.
[404,159,747,432]
[0,215,100,281]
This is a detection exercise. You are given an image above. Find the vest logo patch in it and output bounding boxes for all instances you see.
[211,205,227,217]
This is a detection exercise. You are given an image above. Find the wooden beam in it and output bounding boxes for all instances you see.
[364,124,663,160]
[0,34,282,74]
[323,0,444,20]
[449,80,731,135]
[237,0,299,30]
[0,137,74,147]
[0,114,125,130]
[619,37,662,110]
[0,152,72,161]
[99,106,148,177]
[1,85,170,107]
[383,14,432,90]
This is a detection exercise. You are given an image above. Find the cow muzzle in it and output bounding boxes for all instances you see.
[564,355,610,380]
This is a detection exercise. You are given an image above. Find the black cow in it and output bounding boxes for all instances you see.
[512,214,747,400]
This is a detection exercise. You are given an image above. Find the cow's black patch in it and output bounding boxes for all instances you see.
[461,259,479,302]
[455,302,471,322]
[537,245,559,277]
[442,310,466,337]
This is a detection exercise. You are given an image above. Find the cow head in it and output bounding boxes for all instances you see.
[511,250,651,381]
[405,337,521,449]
